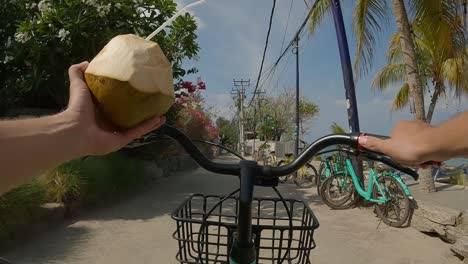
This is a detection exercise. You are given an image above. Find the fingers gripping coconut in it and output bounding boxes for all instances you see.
[85,0,207,129]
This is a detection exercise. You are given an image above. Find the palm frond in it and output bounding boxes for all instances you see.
[391,83,410,111]
[387,33,402,64]
[442,57,468,96]
[308,0,332,37]
[330,122,346,134]
[411,0,464,58]
[371,63,406,92]
[352,0,390,77]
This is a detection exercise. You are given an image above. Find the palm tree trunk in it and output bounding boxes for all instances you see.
[426,83,443,124]
[391,0,426,122]
[391,0,435,193]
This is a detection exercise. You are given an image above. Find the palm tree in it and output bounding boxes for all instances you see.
[308,0,465,193]
[330,122,346,133]
[372,35,466,123]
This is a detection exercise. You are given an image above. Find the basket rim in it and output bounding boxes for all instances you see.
[171,193,320,230]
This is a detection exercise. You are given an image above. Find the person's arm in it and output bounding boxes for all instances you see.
[0,62,165,194]
[359,112,468,166]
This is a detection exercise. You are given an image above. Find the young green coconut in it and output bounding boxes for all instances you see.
[85,0,207,129]
[85,34,174,128]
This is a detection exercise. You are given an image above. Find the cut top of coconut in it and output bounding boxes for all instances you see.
[85,34,174,98]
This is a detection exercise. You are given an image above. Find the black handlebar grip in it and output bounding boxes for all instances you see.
[364,152,419,181]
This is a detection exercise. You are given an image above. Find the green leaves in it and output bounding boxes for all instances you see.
[352,0,389,77]
[308,0,332,37]
[392,83,410,111]
[330,122,346,133]
[371,63,406,92]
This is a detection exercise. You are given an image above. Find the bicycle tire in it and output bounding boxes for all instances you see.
[320,173,356,210]
[373,175,411,227]
[316,162,328,195]
[294,164,317,188]
[277,160,289,183]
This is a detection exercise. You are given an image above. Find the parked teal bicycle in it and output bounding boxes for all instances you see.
[316,150,347,194]
[320,148,414,227]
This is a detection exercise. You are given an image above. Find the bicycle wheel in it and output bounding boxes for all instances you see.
[294,164,317,188]
[277,160,289,183]
[320,173,356,209]
[372,175,410,227]
[316,162,328,195]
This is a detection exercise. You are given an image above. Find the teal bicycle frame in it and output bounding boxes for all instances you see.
[341,159,412,203]
[321,154,346,177]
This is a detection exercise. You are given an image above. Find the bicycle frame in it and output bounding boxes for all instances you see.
[342,159,411,204]
[321,152,346,178]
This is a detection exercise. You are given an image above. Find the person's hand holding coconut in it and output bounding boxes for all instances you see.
[0,58,168,195]
[65,60,167,156]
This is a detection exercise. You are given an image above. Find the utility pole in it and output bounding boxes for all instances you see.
[293,34,300,158]
[252,89,266,157]
[232,79,250,156]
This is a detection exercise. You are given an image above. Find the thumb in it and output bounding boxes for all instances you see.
[68,61,89,84]
[358,135,387,153]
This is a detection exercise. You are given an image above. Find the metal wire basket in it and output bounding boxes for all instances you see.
[172,194,319,264]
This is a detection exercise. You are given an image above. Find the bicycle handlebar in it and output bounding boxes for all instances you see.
[155,125,426,181]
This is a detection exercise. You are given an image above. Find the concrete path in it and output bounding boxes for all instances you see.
[2,165,462,264]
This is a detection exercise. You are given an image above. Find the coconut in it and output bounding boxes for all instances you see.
[85,34,175,128]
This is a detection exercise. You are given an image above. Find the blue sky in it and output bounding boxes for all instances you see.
[175,0,467,142]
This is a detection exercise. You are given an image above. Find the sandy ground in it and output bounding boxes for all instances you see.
[2,167,462,264]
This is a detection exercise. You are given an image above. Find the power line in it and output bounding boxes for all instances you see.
[259,29,308,95]
[271,1,318,69]
[248,0,322,108]
[279,0,294,55]
[248,0,277,108]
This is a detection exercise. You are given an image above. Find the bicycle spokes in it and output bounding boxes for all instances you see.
[373,176,411,227]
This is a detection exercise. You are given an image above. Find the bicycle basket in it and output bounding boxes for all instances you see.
[172,194,319,264]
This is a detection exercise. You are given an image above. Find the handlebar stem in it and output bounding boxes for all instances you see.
[230,160,257,263]
[237,160,257,247]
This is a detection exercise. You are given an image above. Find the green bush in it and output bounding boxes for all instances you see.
[0,180,47,242]
[449,170,468,186]
[0,152,149,247]
[41,160,85,203]
[41,152,148,205]
[78,152,147,203]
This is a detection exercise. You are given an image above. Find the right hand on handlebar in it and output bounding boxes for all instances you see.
[358,120,439,168]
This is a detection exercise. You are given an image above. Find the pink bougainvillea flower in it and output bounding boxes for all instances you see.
[187,85,196,93]
[198,81,206,90]
[181,81,193,89]
[176,96,188,106]
[194,111,204,121]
